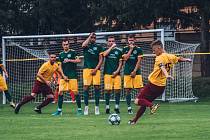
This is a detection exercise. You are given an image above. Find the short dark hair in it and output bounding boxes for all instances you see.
[48,52,56,56]
[151,40,163,48]
[62,38,69,43]
[128,34,135,39]
[107,35,115,40]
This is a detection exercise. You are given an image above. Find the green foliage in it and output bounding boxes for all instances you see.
[193,77,210,98]
[1,0,210,35]
[0,0,94,35]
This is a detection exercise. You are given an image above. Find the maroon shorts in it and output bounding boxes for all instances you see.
[137,83,165,102]
[32,80,53,96]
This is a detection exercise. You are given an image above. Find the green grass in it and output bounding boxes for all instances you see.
[0,101,210,140]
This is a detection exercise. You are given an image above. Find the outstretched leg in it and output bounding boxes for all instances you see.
[15,93,36,114]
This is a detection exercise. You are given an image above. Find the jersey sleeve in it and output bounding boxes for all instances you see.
[58,53,62,62]
[122,47,126,54]
[75,51,80,59]
[119,49,124,61]
[137,47,144,58]
[38,63,48,74]
[169,54,179,64]
[99,45,105,55]
[102,48,108,57]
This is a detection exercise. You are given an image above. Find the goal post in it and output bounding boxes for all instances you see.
[1,29,198,104]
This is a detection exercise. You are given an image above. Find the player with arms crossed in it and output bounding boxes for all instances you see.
[15,53,67,114]
[128,40,192,124]
[122,34,143,114]
[52,39,82,116]
[103,36,123,114]
[0,59,15,108]
[82,32,104,115]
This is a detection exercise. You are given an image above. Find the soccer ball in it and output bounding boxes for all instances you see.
[108,113,121,125]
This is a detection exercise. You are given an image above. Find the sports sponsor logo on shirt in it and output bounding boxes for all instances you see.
[67,54,71,58]
[93,47,97,50]
[88,49,96,54]
[133,50,137,55]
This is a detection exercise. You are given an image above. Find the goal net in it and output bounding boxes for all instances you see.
[1,29,199,104]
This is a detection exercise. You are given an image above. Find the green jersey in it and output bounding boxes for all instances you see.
[123,46,143,75]
[83,43,104,69]
[59,49,78,79]
[104,47,123,75]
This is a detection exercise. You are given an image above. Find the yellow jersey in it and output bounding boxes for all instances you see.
[148,53,179,86]
[37,61,59,83]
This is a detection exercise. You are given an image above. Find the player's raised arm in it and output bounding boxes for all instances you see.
[178,57,192,62]
[82,32,95,48]
[103,43,116,57]
[122,46,134,61]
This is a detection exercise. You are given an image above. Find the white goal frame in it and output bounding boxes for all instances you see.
[2,29,165,104]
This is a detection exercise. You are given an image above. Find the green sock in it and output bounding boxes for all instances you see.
[58,95,63,110]
[84,90,89,106]
[126,93,131,107]
[105,93,110,106]
[75,94,81,109]
[4,90,12,102]
[94,88,100,106]
[115,92,120,106]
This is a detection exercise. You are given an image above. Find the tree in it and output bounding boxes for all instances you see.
[93,0,210,77]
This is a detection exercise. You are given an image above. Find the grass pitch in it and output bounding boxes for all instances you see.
[0,101,210,140]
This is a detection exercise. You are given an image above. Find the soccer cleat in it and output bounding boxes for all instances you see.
[51,101,57,104]
[128,109,133,115]
[34,107,42,114]
[14,103,21,114]
[150,104,160,114]
[95,106,100,115]
[84,106,89,115]
[106,108,110,114]
[10,102,16,109]
[76,109,83,116]
[128,120,136,125]
[52,111,62,116]
[114,108,120,114]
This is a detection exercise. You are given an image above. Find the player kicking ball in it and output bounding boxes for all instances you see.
[15,53,67,114]
[128,40,192,125]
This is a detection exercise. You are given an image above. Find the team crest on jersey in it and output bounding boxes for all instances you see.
[93,47,97,50]
[133,50,137,54]
[67,54,71,58]
[115,51,119,55]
